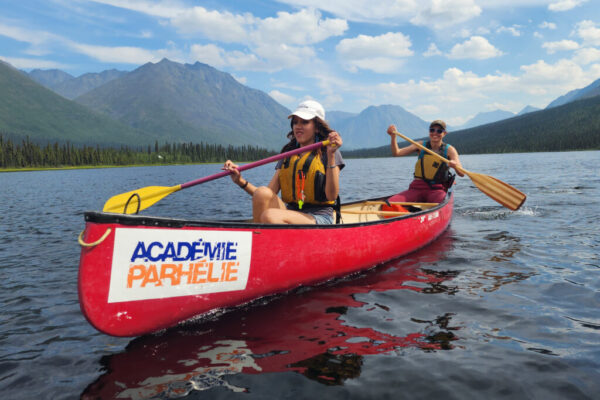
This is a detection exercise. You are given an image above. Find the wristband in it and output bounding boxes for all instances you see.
[239,180,249,189]
[328,165,337,169]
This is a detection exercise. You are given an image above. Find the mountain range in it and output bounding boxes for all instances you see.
[29,68,127,99]
[1,58,598,152]
[454,105,541,130]
[546,77,600,108]
[327,105,430,149]
[73,59,290,149]
[0,60,148,146]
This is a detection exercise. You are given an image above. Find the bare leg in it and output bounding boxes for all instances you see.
[252,186,316,224]
[252,186,285,222]
[260,208,316,224]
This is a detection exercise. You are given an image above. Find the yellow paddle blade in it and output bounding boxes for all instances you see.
[465,171,526,211]
[102,185,182,214]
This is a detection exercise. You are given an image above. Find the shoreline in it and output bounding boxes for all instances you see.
[0,161,224,173]
[2,149,598,173]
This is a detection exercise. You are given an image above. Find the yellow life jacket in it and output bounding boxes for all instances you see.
[414,142,453,184]
[279,150,334,207]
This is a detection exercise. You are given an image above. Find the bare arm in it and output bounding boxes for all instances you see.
[446,146,465,177]
[267,170,281,194]
[387,124,420,157]
[325,131,343,201]
[222,160,281,195]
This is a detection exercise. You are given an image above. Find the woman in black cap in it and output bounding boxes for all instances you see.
[385,120,464,204]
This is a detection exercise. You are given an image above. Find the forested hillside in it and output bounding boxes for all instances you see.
[0,61,151,146]
[75,59,290,150]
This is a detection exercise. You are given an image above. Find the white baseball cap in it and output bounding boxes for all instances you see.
[288,100,325,121]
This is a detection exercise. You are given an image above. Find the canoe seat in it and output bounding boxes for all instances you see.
[337,200,437,224]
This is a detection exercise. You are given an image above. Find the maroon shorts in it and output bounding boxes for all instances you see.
[388,179,447,204]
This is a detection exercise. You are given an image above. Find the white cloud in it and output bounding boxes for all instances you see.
[539,21,557,30]
[0,56,68,70]
[345,57,408,74]
[189,43,282,72]
[337,32,413,58]
[448,36,504,59]
[519,59,590,88]
[269,89,296,106]
[575,20,600,46]
[424,43,442,57]
[573,47,600,65]
[251,9,347,45]
[232,74,247,84]
[373,57,600,121]
[497,26,521,37]
[221,51,264,70]
[548,0,588,12]
[542,40,580,54]
[0,21,176,65]
[274,0,418,24]
[93,2,347,47]
[191,42,315,72]
[170,7,254,42]
[336,32,413,73]
[172,7,349,47]
[89,0,183,18]
[189,43,227,67]
[411,0,482,29]
[0,21,57,45]
[69,42,179,64]
[253,43,316,70]
[89,4,347,71]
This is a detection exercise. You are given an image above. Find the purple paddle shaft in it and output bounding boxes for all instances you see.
[180,140,328,189]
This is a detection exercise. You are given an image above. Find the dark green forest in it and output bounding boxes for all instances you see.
[0,135,274,169]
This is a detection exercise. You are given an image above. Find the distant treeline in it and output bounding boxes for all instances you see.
[0,135,275,169]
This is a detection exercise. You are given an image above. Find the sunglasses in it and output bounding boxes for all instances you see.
[429,128,444,134]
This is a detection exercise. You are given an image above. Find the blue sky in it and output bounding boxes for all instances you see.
[1,0,599,126]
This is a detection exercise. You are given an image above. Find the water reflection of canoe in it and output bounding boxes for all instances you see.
[78,194,453,337]
[81,236,459,400]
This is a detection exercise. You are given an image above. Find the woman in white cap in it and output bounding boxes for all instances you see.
[223,100,344,224]
[384,120,464,204]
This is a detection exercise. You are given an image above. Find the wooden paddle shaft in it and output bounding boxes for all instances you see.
[393,129,527,211]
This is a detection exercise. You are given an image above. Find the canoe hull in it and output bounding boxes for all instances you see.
[78,195,453,337]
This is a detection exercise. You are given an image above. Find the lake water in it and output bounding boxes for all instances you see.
[1,151,599,399]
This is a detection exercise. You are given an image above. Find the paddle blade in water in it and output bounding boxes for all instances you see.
[102,185,181,214]
[466,171,526,211]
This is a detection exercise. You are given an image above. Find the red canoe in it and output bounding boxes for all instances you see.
[78,194,453,337]
[81,241,458,399]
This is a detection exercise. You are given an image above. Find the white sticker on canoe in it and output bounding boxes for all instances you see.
[108,228,252,303]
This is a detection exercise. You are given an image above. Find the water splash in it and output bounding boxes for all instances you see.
[461,206,540,220]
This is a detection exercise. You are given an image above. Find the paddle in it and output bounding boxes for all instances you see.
[391,130,526,211]
[103,140,331,214]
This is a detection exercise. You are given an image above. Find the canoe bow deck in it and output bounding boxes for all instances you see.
[78,194,453,337]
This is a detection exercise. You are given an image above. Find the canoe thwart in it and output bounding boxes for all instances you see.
[341,210,410,216]
[363,201,439,207]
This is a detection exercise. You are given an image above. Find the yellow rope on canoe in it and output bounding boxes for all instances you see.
[78,228,112,248]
